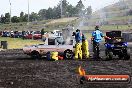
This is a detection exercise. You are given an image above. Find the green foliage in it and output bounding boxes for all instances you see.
[0,0,92,23]
[30,12,39,21]
[5,13,10,23]
[0,15,6,23]
[38,9,47,20]
[76,0,85,15]
[11,16,20,23]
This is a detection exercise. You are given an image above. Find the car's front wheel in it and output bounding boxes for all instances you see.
[123,49,130,60]
[64,49,74,59]
[31,51,41,59]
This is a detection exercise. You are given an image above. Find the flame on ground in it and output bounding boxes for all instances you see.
[78,66,86,76]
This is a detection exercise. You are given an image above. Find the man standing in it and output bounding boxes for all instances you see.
[82,34,89,59]
[73,29,82,60]
[91,26,104,59]
[22,31,25,40]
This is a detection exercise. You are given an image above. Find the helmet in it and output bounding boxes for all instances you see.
[95,25,99,30]
[76,29,80,32]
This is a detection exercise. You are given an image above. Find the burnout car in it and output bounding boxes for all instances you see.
[23,37,75,59]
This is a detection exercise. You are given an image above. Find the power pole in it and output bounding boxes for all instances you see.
[28,0,30,22]
[9,0,11,23]
[60,0,63,18]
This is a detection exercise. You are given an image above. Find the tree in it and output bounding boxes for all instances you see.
[0,0,85,22]
[76,0,84,16]
[19,12,25,22]
[54,5,61,18]
[46,8,54,19]
[23,14,28,22]
[20,12,24,17]
[38,9,47,20]
[0,15,6,23]
[62,0,68,16]
[85,6,92,18]
[30,12,39,21]
[5,13,10,23]
[11,16,19,23]
[127,9,132,15]
[66,4,75,17]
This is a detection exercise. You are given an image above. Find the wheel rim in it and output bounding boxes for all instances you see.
[32,53,40,59]
[66,51,73,59]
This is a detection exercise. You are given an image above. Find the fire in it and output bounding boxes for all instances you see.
[78,66,86,76]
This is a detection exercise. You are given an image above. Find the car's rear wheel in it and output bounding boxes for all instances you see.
[64,49,74,59]
[123,49,130,60]
[31,51,41,59]
[106,51,113,60]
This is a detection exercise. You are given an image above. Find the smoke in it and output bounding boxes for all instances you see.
[75,10,86,30]
[62,28,74,45]
[97,9,108,26]
[65,37,71,45]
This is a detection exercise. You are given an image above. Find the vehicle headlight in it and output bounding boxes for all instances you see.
[123,42,128,46]
[110,44,114,47]
[106,44,114,48]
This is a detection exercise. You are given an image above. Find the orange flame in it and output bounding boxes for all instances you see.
[78,66,86,76]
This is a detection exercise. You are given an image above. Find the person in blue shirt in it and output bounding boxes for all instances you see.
[74,29,82,43]
[92,26,104,43]
[91,26,104,59]
[91,26,110,59]
[73,29,82,59]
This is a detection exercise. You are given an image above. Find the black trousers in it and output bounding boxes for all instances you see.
[92,41,100,53]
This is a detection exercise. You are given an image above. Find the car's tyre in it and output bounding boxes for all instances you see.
[106,51,113,60]
[64,49,74,59]
[123,49,130,60]
[31,51,41,59]
[124,53,130,60]
[118,54,123,59]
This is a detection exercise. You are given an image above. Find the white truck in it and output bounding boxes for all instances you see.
[23,28,75,59]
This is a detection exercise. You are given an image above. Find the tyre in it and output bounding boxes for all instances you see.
[106,51,113,60]
[64,49,74,59]
[123,49,130,60]
[118,54,123,59]
[124,53,130,60]
[31,51,41,59]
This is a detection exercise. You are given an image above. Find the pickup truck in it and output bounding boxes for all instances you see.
[23,38,75,59]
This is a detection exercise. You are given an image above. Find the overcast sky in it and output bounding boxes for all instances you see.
[0,0,119,16]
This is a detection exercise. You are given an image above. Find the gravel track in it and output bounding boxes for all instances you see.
[0,47,131,88]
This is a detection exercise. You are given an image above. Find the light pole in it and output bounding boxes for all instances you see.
[9,0,11,23]
[60,0,63,18]
[28,0,30,23]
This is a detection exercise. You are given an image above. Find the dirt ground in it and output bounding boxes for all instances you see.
[0,47,131,88]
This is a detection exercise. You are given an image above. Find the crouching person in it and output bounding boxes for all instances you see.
[82,34,90,59]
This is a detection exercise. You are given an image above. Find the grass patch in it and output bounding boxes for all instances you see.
[0,37,44,49]
[78,24,132,30]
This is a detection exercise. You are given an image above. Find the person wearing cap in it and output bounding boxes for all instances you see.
[82,34,89,59]
[91,26,110,59]
[91,26,104,59]
[73,29,82,60]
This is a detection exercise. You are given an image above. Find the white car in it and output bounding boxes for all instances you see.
[23,40,75,59]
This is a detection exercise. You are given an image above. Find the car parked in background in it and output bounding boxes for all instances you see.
[2,31,10,37]
[24,31,41,39]
[33,31,41,39]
